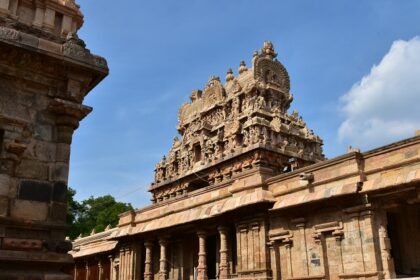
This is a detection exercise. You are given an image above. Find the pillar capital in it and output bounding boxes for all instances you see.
[159,236,169,245]
[217,226,229,233]
[197,230,207,238]
[144,240,154,248]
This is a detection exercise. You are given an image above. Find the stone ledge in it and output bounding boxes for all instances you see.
[0,216,68,230]
[0,249,73,264]
[0,269,71,280]
[0,26,108,72]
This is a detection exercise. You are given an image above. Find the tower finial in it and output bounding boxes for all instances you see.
[225,68,234,82]
[238,60,248,74]
[261,41,277,59]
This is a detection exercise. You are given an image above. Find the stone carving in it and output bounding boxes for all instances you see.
[61,32,108,70]
[150,42,324,202]
[0,26,20,40]
[203,76,225,108]
[63,32,90,59]
[254,42,290,93]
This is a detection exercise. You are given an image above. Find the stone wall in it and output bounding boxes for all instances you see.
[0,0,108,278]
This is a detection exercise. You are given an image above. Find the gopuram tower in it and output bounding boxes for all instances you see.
[150,41,324,203]
[0,0,108,278]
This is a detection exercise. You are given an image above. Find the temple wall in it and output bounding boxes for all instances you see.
[235,215,270,279]
[0,68,70,240]
[269,203,384,280]
[118,243,142,280]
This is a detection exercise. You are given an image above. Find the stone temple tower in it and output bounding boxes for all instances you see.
[0,0,108,278]
[150,41,324,203]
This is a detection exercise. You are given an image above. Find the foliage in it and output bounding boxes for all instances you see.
[67,188,133,240]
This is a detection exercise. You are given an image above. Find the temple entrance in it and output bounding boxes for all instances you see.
[387,203,420,277]
[206,234,218,280]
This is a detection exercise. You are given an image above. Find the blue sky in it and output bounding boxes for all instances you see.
[70,1,420,207]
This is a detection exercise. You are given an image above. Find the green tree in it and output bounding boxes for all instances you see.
[66,188,133,240]
[67,187,84,239]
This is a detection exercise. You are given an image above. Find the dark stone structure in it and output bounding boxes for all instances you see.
[0,0,108,278]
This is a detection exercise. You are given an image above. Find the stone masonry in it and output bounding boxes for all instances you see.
[0,0,108,278]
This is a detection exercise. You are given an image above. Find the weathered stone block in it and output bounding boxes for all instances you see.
[43,8,55,29]
[38,38,61,54]
[3,237,43,251]
[50,202,66,221]
[34,123,53,141]
[0,196,8,217]
[0,174,10,196]
[10,199,48,221]
[34,140,56,162]
[18,180,51,202]
[0,0,10,11]
[51,163,69,182]
[56,143,70,163]
[52,181,67,203]
[16,159,49,180]
[19,32,39,49]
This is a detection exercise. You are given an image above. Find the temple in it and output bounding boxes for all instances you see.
[69,42,420,280]
[0,0,108,278]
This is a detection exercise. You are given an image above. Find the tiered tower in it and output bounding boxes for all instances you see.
[0,0,108,278]
[150,41,324,203]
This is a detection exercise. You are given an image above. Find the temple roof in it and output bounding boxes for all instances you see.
[150,41,324,203]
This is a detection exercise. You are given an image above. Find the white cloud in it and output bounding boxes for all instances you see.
[338,37,420,150]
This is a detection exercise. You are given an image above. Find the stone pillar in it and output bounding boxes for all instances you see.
[285,243,293,278]
[144,241,154,280]
[377,211,396,279]
[295,220,309,275]
[197,231,208,280]
[32,6,44,28]
[125,248,131,279]
[73,263,78,280]
[269,241,281,280]
[98,260,103,280]
[218,227,229,279]
[109,255,114,280]
[159,239,168,280]
[360,209,381,272]
[119,247,127,280]
[125,248,130,279]
[0,0,10,15]
[61,14,73,36]
[43,7,55,31]
[8,0,17,16]
[85,261,89,280]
